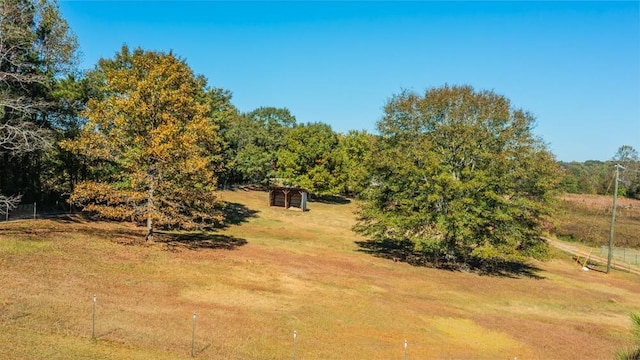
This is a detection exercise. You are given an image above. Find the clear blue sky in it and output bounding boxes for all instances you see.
[58,1,639,162]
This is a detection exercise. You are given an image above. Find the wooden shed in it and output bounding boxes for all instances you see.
[269,187,308,211]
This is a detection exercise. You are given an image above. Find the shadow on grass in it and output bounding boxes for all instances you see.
[355,238,545,279]
[43,215,248,251]
[223,184,268,191]
[156,232,248,251]
[44,205,257,246]
[71,224,248,251]
[44,214,86,224]
[195,343,211,356]
[45,215,147,243]
[218,201,260,229]
[355,238,417,263]
[309,195,351,205]
[473,259,545,279]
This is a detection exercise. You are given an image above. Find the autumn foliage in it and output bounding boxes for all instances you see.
[63,47,223,239]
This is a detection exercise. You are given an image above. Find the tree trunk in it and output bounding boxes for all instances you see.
[146,215,154,242]
[145,172,155,242]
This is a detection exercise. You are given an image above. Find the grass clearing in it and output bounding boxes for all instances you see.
[1,190,639,359]
[554,194,640,248]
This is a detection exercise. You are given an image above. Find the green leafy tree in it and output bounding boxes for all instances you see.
[626,171,640,200]
[335,130,376,197]
[559,145,640,199]
[206,87,241,187]
[276,122,343,196]
[558,161,611,195]
[63,46,223,240]
[613,145,640,199]
[0,0,78,210]
[221,107,296,185]
[39,73,94,199]
[355,86,560,269]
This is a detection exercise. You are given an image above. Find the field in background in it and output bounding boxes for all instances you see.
[1,190,639,359]
[554,194,640,249]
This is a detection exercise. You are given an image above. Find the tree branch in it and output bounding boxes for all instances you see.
[0,122,52,154]
[0,194,21,215]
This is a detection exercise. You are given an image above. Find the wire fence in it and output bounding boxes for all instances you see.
[600,245,640,265]
[1,201,73,222]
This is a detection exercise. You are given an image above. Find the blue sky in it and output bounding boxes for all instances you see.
[58,1,639,162]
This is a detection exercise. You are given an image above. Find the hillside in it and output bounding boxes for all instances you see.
[554,193,640,249]
[0,190,639,359]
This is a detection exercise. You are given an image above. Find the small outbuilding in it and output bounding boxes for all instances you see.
[269,187,308,211]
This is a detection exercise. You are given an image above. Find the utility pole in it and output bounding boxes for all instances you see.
[607,164,625,273]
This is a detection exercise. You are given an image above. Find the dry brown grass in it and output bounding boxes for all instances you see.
[0,190,639,359]
[554,194,640,248]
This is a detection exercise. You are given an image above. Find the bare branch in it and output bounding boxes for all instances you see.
[0,122,52,154]
[0,72,47,87]
[0,194,21,215]
[0,94,51,115]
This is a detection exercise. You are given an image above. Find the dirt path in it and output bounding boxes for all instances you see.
[546,237,640,276]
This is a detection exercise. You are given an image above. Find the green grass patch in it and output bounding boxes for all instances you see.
[0,238,52,254]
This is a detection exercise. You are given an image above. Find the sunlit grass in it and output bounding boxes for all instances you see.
[554,194,640,248]
[0,238,52,254]
[0,190,638,359]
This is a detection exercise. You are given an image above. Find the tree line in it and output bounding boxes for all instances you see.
[0,0,375,240]
[3,0,632,269]
[558,145,640,199]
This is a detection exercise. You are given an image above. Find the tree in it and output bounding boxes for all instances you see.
[0,0,78,213]
[335,130,376,197]
[613,145,640,199]
[206,87,240,187]
[39,73,94,198]
[275,122,344,196]
[63,46,223,240]
[613,145,639,163]
[220,107,296,186]
[355,86,560,269]
[557,146,640,199]
[558,161,611,195]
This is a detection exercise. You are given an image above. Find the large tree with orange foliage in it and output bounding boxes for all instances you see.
[64,46,223,240]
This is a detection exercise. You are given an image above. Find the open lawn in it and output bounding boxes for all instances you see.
[1,190,639,359]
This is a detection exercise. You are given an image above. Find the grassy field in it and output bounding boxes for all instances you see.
[554,194,640,249]
[1,190,639,359]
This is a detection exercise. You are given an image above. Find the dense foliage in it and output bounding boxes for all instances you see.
[334,130,376,197]
[220,106,296,186]
[559,145,640,199]
[3,0,636,264]
[274,122,344,195]
[62,47,223,240]
[0,0,78,211]
[354,86,561,268]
